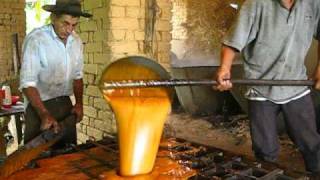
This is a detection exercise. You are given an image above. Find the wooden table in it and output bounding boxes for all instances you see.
[0,104,24,157]
[0,105,24,117]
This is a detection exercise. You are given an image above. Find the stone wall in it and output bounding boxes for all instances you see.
[0,0,25,84]
[77,0,172,143]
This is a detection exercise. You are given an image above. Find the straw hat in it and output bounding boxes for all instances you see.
[43,0,92,18]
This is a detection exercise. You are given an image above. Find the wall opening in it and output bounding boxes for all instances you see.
[25,0,55,34]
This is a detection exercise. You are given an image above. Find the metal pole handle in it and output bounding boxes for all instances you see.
[101,79,315,89]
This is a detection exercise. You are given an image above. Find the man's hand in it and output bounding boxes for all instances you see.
[215,66,233,91]
[71,103,83,122]
[22,87,60,133]
[214,45,237,91]
[40,113,60,133]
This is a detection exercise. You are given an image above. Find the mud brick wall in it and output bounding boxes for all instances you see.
[0,0,25,84]
[77,0,172,143]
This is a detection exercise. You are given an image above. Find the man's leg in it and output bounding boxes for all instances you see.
[248,100,281,162]
[43,96,76,148]
[282,94,320,172]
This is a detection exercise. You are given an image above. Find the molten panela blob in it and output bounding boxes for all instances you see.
[100,60,172,176]
[101,156,195,180]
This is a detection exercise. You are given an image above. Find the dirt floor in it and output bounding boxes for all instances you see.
[164,109,306,174]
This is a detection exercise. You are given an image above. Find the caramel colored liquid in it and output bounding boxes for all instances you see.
[101,60,172,176]
[101,156,195,180]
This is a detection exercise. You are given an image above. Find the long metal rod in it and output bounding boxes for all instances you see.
[102,79,315,89]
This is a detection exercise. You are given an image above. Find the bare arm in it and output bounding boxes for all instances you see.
[220,45,237,71]
[71,79,83,122]
[215,45,238,91]
[22,87,59,132]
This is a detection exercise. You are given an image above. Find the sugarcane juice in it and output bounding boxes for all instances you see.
[100,61,171,176]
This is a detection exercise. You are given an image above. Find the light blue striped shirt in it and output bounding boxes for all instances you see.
[20,24,83,103]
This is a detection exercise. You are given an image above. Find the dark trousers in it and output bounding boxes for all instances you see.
[24,96,77,148]
[249,94,320,172]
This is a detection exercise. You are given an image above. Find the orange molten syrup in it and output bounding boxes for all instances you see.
[100,61,172,176]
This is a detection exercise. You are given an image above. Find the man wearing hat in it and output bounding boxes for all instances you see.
[19,0,92,148]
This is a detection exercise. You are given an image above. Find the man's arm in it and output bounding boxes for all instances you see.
[22,87,59,132]
[71,79,83,122]
[215,45,238,91]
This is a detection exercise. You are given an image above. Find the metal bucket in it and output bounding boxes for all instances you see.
[170,51,247,115]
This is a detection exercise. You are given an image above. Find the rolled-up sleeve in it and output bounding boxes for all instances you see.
[223,0,259,52]
[74,42,84,80]
[19,37,41,90]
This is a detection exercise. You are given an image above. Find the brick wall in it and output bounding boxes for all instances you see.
[77,0,172,143]
[0,0,25,84]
